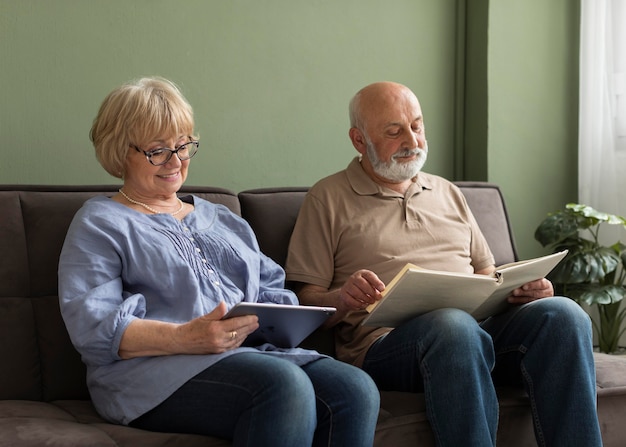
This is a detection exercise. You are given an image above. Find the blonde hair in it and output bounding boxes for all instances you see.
[90,77,196,178]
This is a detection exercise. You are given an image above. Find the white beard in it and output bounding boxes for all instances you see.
[366,140,428,182]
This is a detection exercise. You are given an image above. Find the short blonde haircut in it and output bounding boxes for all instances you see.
[90,77,196,178]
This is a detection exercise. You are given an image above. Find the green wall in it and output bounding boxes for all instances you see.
[0,0,458,187]
[0,0,579,260]
[487,0,579,259]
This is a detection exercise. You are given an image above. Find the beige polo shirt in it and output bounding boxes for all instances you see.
[285,157,495,367]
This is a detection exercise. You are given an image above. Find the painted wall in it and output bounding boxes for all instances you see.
[0,0,458,189]
[1,0,580,260]
[487,0,579,259]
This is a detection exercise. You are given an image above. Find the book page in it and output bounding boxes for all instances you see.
[363,269,497,327]
[362,250,568,327]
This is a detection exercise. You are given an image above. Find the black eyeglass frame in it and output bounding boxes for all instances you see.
[131,140,199,166]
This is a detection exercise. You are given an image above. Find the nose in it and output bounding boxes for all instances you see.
[164,150,183,167]
[405,129,423,149]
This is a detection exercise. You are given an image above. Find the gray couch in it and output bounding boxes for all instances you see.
[1,183,625,446]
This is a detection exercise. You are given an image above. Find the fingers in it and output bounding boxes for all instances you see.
[179,306,258,354]
[222,316,259,348]
[340,270,385,311]
[508,278,554,304]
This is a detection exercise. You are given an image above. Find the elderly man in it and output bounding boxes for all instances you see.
[285,81,602,446]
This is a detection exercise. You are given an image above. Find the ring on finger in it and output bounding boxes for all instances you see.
[230,330,237,340]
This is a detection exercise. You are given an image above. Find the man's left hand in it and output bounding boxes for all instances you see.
[507,278,554,304]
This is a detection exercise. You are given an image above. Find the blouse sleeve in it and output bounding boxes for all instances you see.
[58,207,146,366]
[257,252,299,305]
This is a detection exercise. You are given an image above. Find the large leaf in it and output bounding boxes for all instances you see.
[572,284,625,306]
[567,203,626,226]
[549,246,620,283]
[534,212,580,247]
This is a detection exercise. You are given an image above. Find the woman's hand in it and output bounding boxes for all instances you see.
[118,302,259,359]
[174,302,259,354]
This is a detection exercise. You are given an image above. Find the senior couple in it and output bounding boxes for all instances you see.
[59,77,602,447]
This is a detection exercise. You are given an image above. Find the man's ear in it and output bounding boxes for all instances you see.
[349,127,367,155]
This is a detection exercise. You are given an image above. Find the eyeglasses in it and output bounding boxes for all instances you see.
[131,140,199,166]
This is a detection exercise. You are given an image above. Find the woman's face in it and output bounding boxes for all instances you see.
[123,134,190,200]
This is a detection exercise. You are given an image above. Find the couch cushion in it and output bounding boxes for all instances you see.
[0,192,29,297]
[238,187,309,266]
[34,297,88,401]
[0,400,222,447]
[0,298,40,400]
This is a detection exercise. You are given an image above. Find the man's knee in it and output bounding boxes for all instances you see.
[410,308,494,356]
[527,296,592,334]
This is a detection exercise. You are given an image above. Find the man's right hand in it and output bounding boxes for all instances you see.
[295,271,385,327]
[338,269,386,311]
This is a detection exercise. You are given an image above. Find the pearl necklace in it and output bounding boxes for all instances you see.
[118,189,185,216]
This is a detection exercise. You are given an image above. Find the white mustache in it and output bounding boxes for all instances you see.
[392,148,424,159]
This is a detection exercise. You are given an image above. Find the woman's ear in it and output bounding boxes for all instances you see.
[349,127,368,155]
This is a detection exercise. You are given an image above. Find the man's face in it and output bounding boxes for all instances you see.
[361,88,428,182]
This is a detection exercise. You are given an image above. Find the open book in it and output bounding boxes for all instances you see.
[361,250,568,327]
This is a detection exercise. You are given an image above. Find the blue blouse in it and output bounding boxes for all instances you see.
[58,195,323,424]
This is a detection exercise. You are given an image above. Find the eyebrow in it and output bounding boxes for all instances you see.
[384,116,423,128]
[146,136,188,146]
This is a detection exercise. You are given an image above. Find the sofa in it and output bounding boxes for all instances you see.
[1,183,625,446]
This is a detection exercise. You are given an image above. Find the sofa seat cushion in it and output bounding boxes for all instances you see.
[595,353,626,389]
[0,400,225,447]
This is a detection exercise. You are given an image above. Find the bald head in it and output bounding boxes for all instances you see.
[349,82,420,133]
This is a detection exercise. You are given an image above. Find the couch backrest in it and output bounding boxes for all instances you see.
[453,182,518,266]
[239,182,518,270]
[238,187,310,267]
[0,185,239,402]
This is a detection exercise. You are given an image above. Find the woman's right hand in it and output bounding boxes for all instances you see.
[118,302,259,359]
[174,302,259,354]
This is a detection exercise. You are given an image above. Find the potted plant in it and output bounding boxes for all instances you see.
[535,203,626,354]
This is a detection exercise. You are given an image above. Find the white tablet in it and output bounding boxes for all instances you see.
[223,302,336,348]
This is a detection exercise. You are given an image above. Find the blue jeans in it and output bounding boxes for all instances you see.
[362,297,603,447]
[130,353,380,447]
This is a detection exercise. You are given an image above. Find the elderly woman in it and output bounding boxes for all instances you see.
[58,77,379,447]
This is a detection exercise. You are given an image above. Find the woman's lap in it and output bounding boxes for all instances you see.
[130,352,379,447]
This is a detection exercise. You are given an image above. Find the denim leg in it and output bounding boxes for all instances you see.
[362,308,498,447]
[130,352,318,447]
[481,297,603,447]
[302,357,380,447]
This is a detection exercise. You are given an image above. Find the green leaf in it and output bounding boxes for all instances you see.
[534,212,579,247]
[566,203,626,226]
[577,285,625,306]
[549,248,620,283]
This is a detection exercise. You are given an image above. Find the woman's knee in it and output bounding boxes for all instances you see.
[305,358,378,401]
[215,353,317,408]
